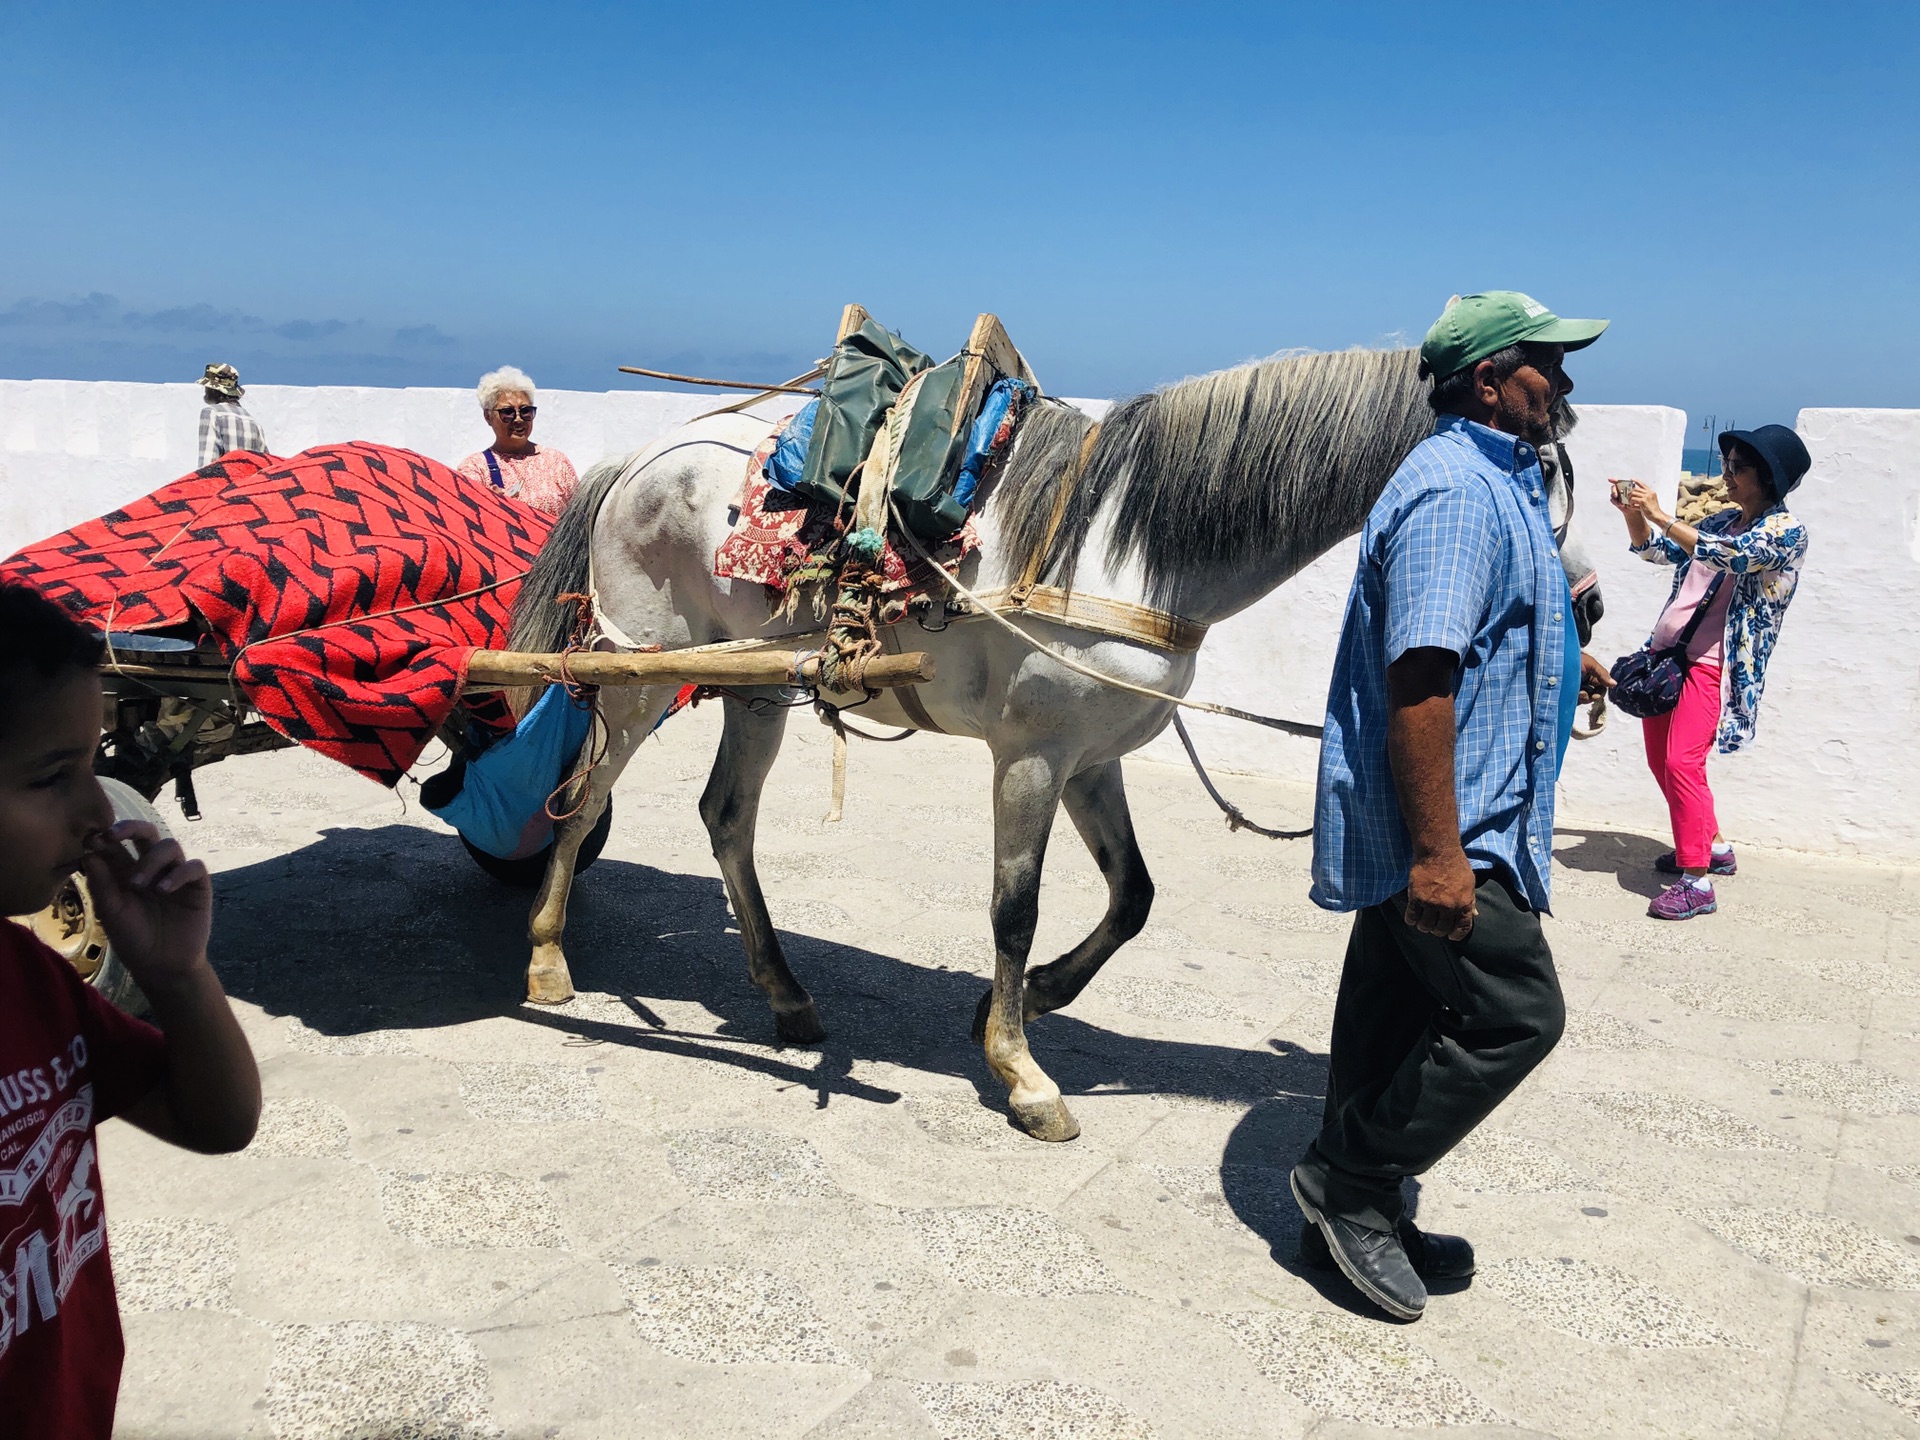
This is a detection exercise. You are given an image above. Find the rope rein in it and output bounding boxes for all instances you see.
[884,499,1317,839]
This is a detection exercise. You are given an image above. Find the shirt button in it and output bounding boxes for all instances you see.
[1552,611,1564,622]
[1535,740,1546,752]
[1547,677,1558,687]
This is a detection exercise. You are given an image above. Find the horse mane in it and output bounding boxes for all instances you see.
[988,347,1431,607]
[505,452,633,656]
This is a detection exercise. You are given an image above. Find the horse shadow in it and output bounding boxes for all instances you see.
[209,821,1335,1130]
[1552,826,1670,899]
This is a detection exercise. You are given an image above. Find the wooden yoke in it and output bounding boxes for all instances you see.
[464,647,935,691]
[836,303,872,344]
[953,312,1038,453]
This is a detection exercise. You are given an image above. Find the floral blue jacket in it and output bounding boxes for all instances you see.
[1632,503,1808,753]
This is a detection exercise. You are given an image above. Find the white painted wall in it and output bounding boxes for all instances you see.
[0,379,779,549]
[2,379,1911,858]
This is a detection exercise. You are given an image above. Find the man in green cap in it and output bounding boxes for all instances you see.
[1291,292,1612,1322]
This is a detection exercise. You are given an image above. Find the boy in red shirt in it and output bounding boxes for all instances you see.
[0,583,261,1437]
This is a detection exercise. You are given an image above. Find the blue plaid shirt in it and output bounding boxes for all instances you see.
[1310,415,1570,914]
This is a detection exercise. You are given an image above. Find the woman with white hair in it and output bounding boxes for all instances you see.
[456,367,579,517]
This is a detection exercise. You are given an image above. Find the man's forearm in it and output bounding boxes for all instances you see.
[1388,692,1462,860]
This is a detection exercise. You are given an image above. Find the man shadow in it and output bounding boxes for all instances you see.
[1552,826,1671,899]
[208,823,1337,1121]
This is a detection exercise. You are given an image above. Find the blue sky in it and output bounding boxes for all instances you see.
[2,2,1914,431]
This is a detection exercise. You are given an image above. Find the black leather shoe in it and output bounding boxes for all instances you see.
[1289,1168,1427,1321]
[1299,1215,1476,1282]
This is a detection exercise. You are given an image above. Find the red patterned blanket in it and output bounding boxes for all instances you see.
[1,443,550,786]
[714,427,978,621]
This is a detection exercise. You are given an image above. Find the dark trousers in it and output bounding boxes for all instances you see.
[1293,872,1564,1231]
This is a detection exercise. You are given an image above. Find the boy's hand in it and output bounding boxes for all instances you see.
[80,820,213,991]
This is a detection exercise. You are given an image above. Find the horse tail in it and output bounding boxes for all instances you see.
[506,452,633,655]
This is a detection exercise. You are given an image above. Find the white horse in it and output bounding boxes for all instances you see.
[503,347,1570,1142]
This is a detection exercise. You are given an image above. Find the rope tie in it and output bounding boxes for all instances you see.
[543,591,630,824]
[885,498,1319,839]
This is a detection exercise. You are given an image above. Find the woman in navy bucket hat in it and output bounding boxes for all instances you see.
[1609,424,1811,919]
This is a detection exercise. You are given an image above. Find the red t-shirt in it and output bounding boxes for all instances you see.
[0,920,167,1439]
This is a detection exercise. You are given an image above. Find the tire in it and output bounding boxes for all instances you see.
[459,800,614,888]
[12,777,159,1015]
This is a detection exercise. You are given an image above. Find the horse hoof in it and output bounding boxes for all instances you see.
[969,991,992,1044]
[775,1002,827,1045]
[1010,1096,1081,1143]
[526,967,575,1006]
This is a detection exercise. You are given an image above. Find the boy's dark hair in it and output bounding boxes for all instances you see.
[0,583,105,727]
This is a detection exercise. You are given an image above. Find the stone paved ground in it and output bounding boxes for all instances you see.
[103,706,1920,1439]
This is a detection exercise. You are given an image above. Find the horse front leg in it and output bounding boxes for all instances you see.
[980,750,1078,1142]
[1022,759,1154,1018]
[698,696,824,1043]
[526,687,667,1004]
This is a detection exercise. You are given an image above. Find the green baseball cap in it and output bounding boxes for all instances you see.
[1418,291,1609,381]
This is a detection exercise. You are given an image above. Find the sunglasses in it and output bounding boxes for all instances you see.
[491,405,537,422]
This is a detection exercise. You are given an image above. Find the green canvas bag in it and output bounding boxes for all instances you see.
[793,318,931,512]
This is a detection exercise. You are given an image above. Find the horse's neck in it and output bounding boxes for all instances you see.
[971,487,1366,629]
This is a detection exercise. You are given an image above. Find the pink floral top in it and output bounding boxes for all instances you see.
[456,446,579,517]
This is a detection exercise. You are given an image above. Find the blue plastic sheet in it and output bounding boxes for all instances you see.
[954,379,1036,509]
[423,683,594,859]
[763,399,819,495]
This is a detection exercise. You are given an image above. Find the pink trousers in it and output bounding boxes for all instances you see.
[1641,661,1723,869]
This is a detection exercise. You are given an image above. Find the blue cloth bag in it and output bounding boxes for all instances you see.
[423,684,594,858]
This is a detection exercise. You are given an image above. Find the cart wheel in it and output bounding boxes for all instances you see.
[460,800,614,888]
[11,777,159,1015]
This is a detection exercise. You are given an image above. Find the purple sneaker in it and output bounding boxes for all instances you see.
[1648,879,1718,920]
[1655,848,1737,877]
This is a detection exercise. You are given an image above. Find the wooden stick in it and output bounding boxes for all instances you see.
[463,648,935,690]
[617,365,821,396]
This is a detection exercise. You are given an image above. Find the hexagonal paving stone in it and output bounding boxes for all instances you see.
[1214,1307,1502,1427]
[664,1126,836,1201]
[456,1062,601,1123]
[1749,1059,1920,1116]
[1097,975,1252,1025]
[111,1217,236,1313]
[249,1097,353,1159]
[1561,1010,1666,1051]
[1150,1164,1298,1244]
[265,1321,501,1439]
[612,1262,851,1365]
[376,1170,567,1249]
[1856,1369,1920,1423]
[1424,1130,1587,1194]
[1479,1258,1746,1347]
[284,1016,418,1057]
[908,1094,1052,1153]
[1699,1207,1920,1289]
[912,1380,1155,1439]
[900,1207,1128,1297]
[1577,1092,1796,1151]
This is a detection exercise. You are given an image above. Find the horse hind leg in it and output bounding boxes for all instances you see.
[980,750,1079,1142]
[699,695,824,1043]
[526,686,669,1004]
[1010,759,1153,1023]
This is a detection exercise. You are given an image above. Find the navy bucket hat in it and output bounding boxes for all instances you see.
[1719,423,1811,500]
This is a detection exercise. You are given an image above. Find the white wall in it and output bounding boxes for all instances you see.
[2,379,1912,858]
[0,379,775,549]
